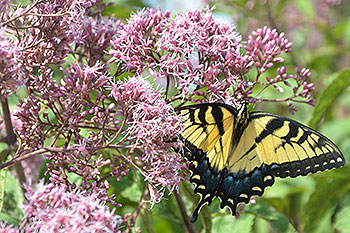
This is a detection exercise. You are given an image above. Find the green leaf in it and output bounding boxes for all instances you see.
[150,214,181,233]
[248,199,296,233]
[102,0,148,19]
[0,168,6,213]
[334,195,350,232]
[0,144,11,164]
[320,117,350,145]
[335,206,350,232]
[343,18,350,49]
[263,176,316,222]
[303,167,350,232]
[339,137,350,165]
[212,213,254,233]
[145,194,185,233]
[308,46,342,71]
[0,170,25,226]
[296,0,315,18]
[308,69,350,129]
[120,178,143,204]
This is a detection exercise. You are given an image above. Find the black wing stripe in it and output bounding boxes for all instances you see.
[255,118,284,143]
[281,122,299,141]
[211,105,225,136]
[296,128,310,144]
[198,105,209,126]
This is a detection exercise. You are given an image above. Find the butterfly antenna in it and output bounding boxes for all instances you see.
[254,85,268,99]
[247,85,268,109]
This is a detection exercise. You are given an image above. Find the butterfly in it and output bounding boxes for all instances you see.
[177,103,345,223]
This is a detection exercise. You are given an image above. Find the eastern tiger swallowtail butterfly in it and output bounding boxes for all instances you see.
[177,103,345,223]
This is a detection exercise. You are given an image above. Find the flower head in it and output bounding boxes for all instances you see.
[112,76,186,196]
[0,27,23,95]
[109,8,171,74]
[113,76,182,147]
[245,26,293,74]
[23,181,122,232]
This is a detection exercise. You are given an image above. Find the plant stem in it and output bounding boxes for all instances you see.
[0,95,16,145]
[174,191,196,233]
[0,95,26,189]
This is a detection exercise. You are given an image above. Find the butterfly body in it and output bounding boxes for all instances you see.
[177,103,345,222]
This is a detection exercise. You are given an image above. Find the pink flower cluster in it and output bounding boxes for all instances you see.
[0,0,11,13]
[45,148,116,204]
[1,181,121,232]
[1,0,117,89]
[245,26,293,74]
[110,7,315,109]
[112,77,187,192]
[15,96,46,150]
[75,16,120,66]
[110,8,171,74]
[110,7,251,104]
[0,28,23,95]
[113,77,181,147]
[14,62,121,206]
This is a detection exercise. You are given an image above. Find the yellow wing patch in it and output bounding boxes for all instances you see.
[226,121,263,174]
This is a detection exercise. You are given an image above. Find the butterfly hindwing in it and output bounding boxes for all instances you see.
[182,135,275,223]
[177,103,345,222]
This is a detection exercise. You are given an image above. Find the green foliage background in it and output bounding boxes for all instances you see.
[1,0,350,232]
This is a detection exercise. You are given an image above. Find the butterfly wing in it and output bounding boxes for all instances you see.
[178,103,275,222]
[179,103,238,171]
[250,111,345,178]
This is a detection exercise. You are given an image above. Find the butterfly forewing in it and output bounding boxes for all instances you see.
[251,112,345,177]
[179,104,238,171]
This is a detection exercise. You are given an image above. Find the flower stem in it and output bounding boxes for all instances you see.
[174,191,196,233]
